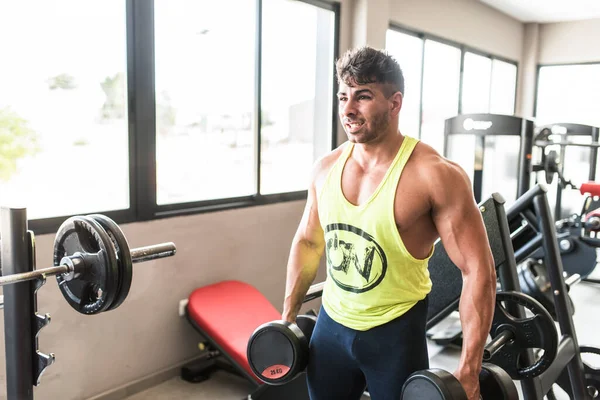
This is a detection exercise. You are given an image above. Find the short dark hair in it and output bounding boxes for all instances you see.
[335,46,404,97]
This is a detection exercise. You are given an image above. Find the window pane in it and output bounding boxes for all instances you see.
[490,59,517,115]
[461,52,492,114]
[260,0,335,194]
[0,1,128,219]
[536,64,600,127]
[385,30,423,138]
[420,40,461,154]
[481,136,520,205]
[154,1,256,204]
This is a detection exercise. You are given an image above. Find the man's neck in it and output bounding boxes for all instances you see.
[352,132,404,170]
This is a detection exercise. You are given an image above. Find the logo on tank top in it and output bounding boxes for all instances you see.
[324,223,387,293]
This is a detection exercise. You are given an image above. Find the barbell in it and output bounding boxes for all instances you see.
[0,214,176,314]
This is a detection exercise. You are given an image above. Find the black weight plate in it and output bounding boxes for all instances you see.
[489,291,558,380]
[89,214,133,311]
[401,369,467,400]
[53,216,119,314]
[247,320,308,385]
[479,363,519,400]
[518,259,557,319]
[296,314,317,342]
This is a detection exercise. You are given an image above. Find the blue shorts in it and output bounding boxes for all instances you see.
[306,298,429,400]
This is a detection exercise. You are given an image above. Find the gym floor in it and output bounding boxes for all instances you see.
[126,269,600,400]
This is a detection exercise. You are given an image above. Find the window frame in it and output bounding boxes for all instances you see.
[387,23,519,139]
[27,0,340,234]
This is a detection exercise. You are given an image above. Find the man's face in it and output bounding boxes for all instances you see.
[337,82,394,144]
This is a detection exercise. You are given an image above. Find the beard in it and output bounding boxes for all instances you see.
[346,109,390,144]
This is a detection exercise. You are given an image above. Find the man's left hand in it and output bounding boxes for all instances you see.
[454,370,480,400]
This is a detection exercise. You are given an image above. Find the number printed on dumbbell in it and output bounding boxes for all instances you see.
[270,368,283,376]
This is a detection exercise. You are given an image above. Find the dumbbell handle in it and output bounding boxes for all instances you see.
[483,330,514,361]
[0,242,176,287]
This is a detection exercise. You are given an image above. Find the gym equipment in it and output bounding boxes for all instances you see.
[517,259,577,320]
[483,291,557,379]
[512,180,600,284]
[0,215,175,314]
[444,113,535,204]
[533,123,600,220]
[0,207,176,400]
[401,363,519,400]
[554,346,600,398]
[506,184,593,399]
[247,314,317,384]
[183,280,323,400]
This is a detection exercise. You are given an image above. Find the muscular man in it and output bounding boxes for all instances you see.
[281,46,497,400]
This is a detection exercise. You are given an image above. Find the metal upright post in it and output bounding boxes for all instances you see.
[518,119,534,198]
[1,207,35,400]
[533,194,588,399]
[590,127,599,181]
[495,191,545,400]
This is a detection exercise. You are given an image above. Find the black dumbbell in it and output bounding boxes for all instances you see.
[247,314,317,385]
[401,363,519,400]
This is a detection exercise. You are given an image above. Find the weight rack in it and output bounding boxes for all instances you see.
[1,207,41,399]
[0,207,176,400]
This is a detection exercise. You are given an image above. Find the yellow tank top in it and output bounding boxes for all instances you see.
[318,136,433,331]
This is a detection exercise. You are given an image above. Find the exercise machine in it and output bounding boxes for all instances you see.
[534,122,600,219]
[444,113,535,205]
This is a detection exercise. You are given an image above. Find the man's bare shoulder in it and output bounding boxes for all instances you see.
[311,142,349,186]
[410,141,471,194]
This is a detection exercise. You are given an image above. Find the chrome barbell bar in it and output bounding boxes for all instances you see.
[0,242,176,287]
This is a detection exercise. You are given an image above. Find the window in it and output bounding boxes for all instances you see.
[261,0,336,194]
[462,53,517,115]
[461,52,492,114]
[535,63,600,217]
[490,59,517,115]
[536,64,600,127]
[385,27,518,157]
[154,0,257,204]
[0,1,128,220]
[154,0,337,205]
[420,40,461,154]
[3,0,338,233]
[385,30,423,138]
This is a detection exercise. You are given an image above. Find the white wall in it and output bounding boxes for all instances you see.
[539,18,600,64]
[388,0,523,61]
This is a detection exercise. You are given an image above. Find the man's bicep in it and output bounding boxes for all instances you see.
[432,168,490,273]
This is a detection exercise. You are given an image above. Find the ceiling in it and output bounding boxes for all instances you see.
[480,0,600,23]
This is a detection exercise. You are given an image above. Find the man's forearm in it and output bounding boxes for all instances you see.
[282,238,323,322]
[458,266,496,375]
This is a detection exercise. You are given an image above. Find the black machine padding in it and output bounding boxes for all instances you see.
[426,196,508,329]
